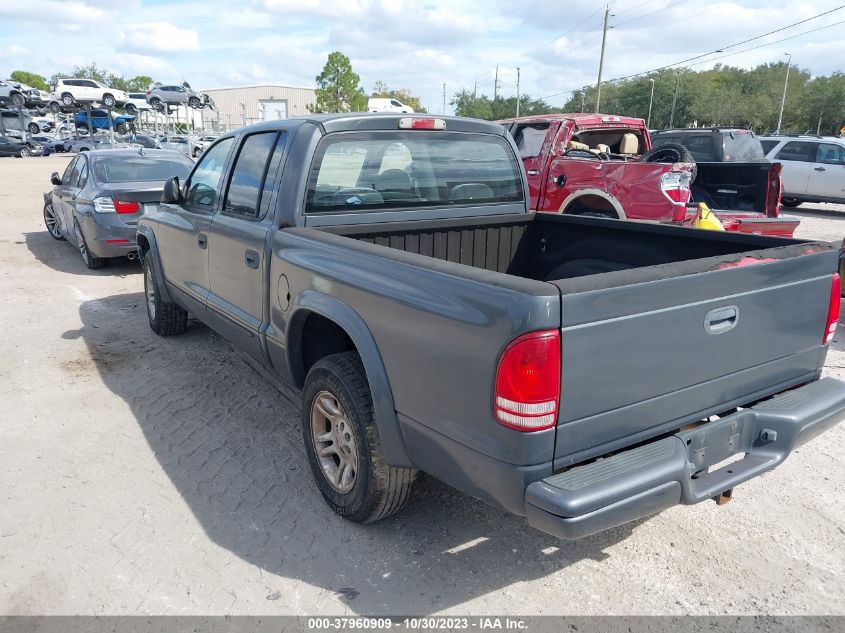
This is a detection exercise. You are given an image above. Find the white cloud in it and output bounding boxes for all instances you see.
[118,22,200,54]
[0,0,108,24]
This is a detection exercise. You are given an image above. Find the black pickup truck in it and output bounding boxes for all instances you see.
[137,113,845,539]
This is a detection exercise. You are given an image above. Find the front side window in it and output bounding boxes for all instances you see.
[775,141,816,162]
[306,131,523,214]
[62,156,79,183]
[185,137,234,209]
[815,143,845,165]
[77,159,89,188]
[223,132,284,218]
[722,131,765,161]
[760,139,779,154]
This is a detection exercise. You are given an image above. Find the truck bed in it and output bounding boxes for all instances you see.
[316,213,835,467]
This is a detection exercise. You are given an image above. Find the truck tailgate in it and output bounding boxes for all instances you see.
[549,246,837,469]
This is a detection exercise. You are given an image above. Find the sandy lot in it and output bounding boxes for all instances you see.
[0,156,843,616]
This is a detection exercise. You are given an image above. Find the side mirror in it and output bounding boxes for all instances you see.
[50,172,61,185]
[161,176,182,204]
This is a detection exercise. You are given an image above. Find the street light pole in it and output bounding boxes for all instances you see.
[516,67,521,117]
[647,78,655,129]
[775,52,792,135]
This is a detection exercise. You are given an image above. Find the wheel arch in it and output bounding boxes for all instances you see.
[559,189,627,219]
[136,226,174,303]
[287,292,412,467]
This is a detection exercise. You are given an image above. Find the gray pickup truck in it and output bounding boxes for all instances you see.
[137,113,845,539]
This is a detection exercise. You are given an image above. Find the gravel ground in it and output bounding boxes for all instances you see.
[0,156,843,616]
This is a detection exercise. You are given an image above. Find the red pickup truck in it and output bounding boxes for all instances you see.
[498,114,798,237]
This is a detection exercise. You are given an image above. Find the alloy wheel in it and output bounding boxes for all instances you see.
[310,390,359,493]
[145,264,156,321]
[75,224,90,266]
[43,205,61,238]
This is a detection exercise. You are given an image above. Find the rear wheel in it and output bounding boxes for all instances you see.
[18,146,31,157]
[302,352,417,523]
[27,123,40,134]
[781,198,801,207]
[74,221,106,269]
[49,101,61,113]
[115,123,128,135]
[125,104,138,115]
[188,96,201,109]
[43,202,65,240]
[10,92,25,107]
[61,93,75,107]
[150,97,163,112]
[143,255,187,336]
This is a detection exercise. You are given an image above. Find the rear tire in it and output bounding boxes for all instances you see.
[115,123,128,135]
[781,198,801,207]
[74,221,106,269]
[188,96,201,109]
[61,93,75,107]
[641,142,697,183]
[10,92,25,107]
[19,147,31,157]
[302,352,417,523]
[143,255,187,336]
[43,202,65,240]
[102,94,115,107]
[27,123,39,134]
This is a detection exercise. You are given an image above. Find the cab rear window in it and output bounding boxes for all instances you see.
[305,131,524,214]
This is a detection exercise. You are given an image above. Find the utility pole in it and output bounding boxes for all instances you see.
[493,65,499,101]
[669,71,680,128]
[595,4,610,112]
[442,83,446,115]
[516,66,521,117]
[647,78,655,128]
[580,91,585,113]
[775,52,792,135]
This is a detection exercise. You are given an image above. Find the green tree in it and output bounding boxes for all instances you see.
[371,81,427,112]
[310,52,366,113]
[9,70,49,91]
[126,76,153,92]
[451,89,492,119]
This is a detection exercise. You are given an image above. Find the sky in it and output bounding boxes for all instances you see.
[0,0,843,114]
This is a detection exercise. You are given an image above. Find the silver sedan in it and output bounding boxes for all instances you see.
[43,148,194,268]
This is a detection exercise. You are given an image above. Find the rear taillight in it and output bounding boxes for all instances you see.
[824,273,840,345]
[494,330,560,432]
[114,200,140,214]
[765,162,782,217]
[398,117,446,130]
[660,170,691,205]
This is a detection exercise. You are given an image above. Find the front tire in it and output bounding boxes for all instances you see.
[102,94,115,107]
[19,146,31,157]
[61,93,75,107]
[115,123,128,135]
[11,92,25,106]
[188,96,201,109]
[74,221,106,269]
[781,198,801,207]
[143,255,187,336]
[28,123,40,134]
[302,352,417,523]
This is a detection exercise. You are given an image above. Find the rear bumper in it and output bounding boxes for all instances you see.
[525,378,845,539]
[79,216,138,258]
[717,213,800,237]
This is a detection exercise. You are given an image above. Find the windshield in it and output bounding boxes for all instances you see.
[306,131,523,214]
[93,156,193,183]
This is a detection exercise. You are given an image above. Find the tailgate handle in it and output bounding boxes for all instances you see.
[705,305,739,335]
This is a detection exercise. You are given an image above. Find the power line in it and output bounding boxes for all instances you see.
[524,6,604,58]
[613,0,653,18]
[612,0,689,28]
[604,5,845,83]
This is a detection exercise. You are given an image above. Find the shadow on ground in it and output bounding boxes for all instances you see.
[68,293,642,614]
[25,229,141,277]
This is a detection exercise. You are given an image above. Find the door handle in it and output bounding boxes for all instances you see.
[526,169,540,176]
[814,166,826,171]
[705,305,739,335]
[244,250,259,269]
[197,233,207,249]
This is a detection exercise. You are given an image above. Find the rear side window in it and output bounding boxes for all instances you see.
[682,135,716,161]
[223,131,286,218]
[306,131,524,214]
[775,141,816,162]
[760,140,779,154]
[513,125,548,158]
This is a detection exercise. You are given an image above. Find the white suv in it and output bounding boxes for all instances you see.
[54,78,129,109]
[760,135,845,206]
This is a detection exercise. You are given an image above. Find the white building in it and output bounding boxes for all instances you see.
[200,84,316,131]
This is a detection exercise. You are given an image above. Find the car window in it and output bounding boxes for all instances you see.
[815,143,845,165]
[775,141,816,162]
[307,131,524,214]
[77,159,89,188]
[62,156,79,184]
[760,139,779,154]
[223,132,282,218]
[722,131,764,161]
[67,157,84,187]
[514,124,549,158]
[185,137,234,209]
[390,100,402,107]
